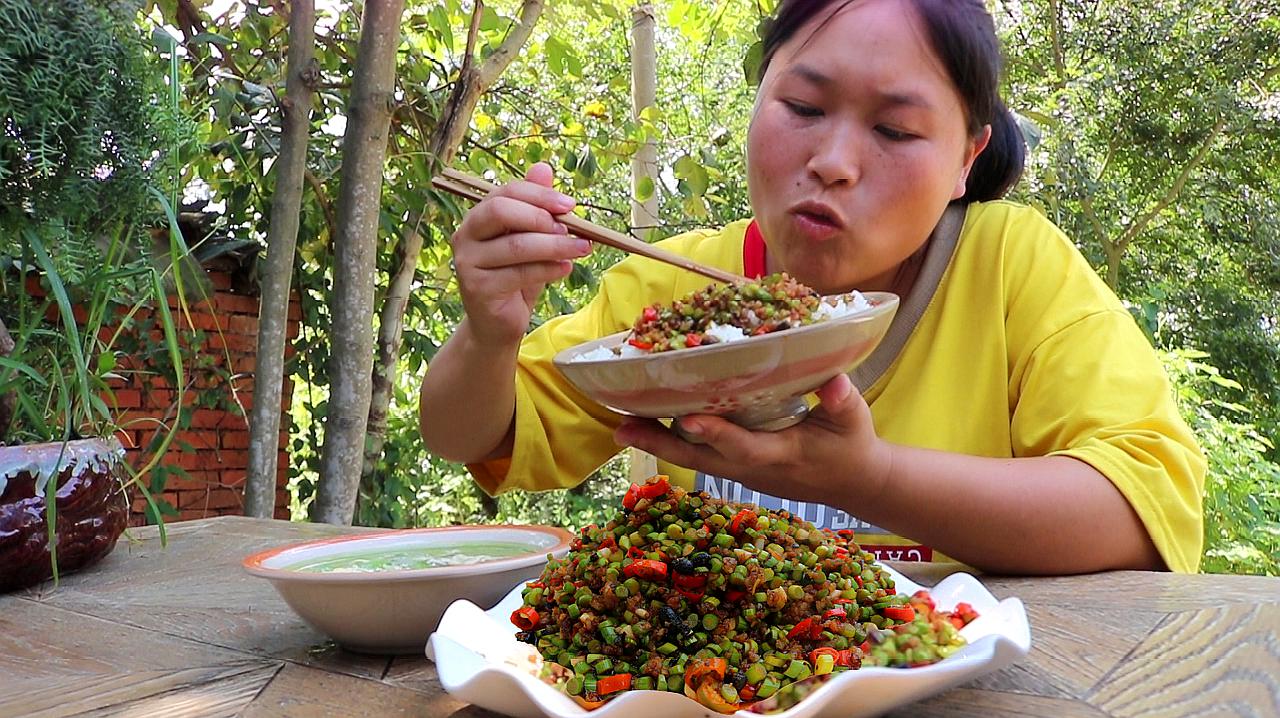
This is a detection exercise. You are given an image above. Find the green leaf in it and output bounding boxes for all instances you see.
[674,155,710,197]
[635,176,655,202]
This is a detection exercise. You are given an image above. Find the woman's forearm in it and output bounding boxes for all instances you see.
[843,448,1165,575]
[419,318,520,463]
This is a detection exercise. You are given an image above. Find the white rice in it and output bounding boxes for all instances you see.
[705,322,749,344]
[814,290,871,320]
[574,345,618,362]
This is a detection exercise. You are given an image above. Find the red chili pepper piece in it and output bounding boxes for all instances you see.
[642,306,659,323]
[596,673,632,695]
[728,509,757,536]
[809,647,841,666]
[883,605,915,622]
[627,337,653,351]
[623,559,669,582]
[673,573,708,590]
[787,617,816,640]
[677,586,705,601]
[622,476,671,510]
[723,589,747,602]
[738,684,757,701]
[685,333,703,347]
[510,606,540,630]
[911,589,936,612]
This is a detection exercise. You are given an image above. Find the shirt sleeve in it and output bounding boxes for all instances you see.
[1006,273,1206,573]
[466,231,721,495]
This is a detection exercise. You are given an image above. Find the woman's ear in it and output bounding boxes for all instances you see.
[952,124,993,200]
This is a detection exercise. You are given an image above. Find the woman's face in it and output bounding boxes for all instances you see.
[747,0,990,295]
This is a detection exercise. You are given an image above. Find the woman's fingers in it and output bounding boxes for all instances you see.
[614,415,790,479]
[455,193,574,248]
[463,259,577,297]
[465,231,593,270]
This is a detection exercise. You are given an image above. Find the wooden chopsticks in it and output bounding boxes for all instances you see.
[431,168,747,285]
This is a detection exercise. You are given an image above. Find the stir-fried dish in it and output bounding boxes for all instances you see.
[510,476,979,713]
[625,273,823,353]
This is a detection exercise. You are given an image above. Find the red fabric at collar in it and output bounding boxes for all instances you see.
[743,220,767,279]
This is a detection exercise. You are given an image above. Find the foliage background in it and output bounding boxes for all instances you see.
[9,0,1274,574]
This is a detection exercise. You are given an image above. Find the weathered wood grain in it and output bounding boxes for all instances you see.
[966,604,1169,698]
[241,663,467,717]
[78,663,280,718]
[1,517,1275,718]
[884,687,1111,717]
[0,598,278,716]
[1089,603,1280,717]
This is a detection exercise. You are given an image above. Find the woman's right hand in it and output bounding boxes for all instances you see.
[449,162,592,347]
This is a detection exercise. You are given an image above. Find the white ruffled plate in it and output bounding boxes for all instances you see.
[426,566,1031,718]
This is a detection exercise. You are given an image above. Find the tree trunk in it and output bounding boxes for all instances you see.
[357,0,544,513]
[244,0,317,519]
[312,0,405,526]
[630,3,659,239]
[0,317,14,443]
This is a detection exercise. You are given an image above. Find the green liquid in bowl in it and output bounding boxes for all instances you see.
[287,541,541,573]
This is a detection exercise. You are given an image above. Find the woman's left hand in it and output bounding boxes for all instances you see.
[613,374,893,505]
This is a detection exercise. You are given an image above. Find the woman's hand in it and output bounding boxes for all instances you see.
[450,162,592,347]
[613,374,893,505]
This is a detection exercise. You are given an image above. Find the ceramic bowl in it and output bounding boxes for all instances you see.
[242,524,573,655]
[553,292,899,432]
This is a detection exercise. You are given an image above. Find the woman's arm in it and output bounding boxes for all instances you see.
[614,374,1165,575]
[418,319,519,463]
[419,162,590,463]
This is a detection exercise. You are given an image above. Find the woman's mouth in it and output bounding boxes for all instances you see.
[790,202,845,240]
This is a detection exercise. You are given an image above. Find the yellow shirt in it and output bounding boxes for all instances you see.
[467,201,1206,572]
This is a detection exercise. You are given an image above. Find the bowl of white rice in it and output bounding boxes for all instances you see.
[552,289,898,432]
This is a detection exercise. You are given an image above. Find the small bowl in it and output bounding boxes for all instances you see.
[554,292,899,432]
[242,524,573,655]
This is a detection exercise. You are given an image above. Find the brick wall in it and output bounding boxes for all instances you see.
[96,271,300,525]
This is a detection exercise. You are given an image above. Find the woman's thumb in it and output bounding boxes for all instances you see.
[812,373,859,425]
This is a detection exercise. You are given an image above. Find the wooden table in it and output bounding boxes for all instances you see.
[2,516,1277,717]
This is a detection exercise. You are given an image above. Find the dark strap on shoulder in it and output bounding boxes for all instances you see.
[850,204,968,392]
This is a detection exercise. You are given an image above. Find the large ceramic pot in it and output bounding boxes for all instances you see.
[0,438,129,592]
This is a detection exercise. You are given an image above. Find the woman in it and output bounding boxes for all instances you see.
[419,0,1204,575]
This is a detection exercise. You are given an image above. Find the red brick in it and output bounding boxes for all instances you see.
[177,430,221,450]
[229,314,259,335]
[152,471,215,491]
[221,431,250,449]
[287,299,302,321]
[217,468,247,487]
[189,409,248,429]
[178,487,242,510]
[209,272,233,290]
[206,333,259,353]
[215,292,260,314]
[181,312,230,332]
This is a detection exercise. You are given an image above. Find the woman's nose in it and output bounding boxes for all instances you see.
[807,127,862,187]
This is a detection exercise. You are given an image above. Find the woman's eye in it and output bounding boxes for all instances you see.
[876,126,914,141]
[783,100,822,118]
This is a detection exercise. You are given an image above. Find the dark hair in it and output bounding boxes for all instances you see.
[757,0,1025,202]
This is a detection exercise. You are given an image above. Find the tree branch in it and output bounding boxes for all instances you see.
[1117,116,1227,252]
